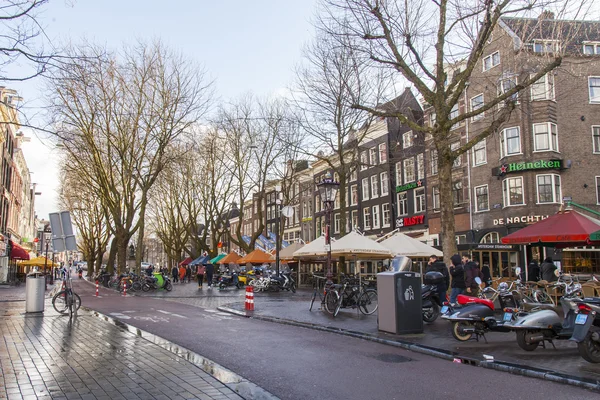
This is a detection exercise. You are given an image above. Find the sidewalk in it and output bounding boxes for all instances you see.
[218,288,600,390]
[0,296,245,400]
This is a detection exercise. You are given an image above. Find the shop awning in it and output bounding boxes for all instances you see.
[19,256,57,267]
[179,257,193,266]
[501,210,600,247]
[210,253,226,264]
[10,241,30,260]
[218,252,241,265]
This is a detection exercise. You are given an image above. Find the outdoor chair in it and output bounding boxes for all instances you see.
[581,283,598,298]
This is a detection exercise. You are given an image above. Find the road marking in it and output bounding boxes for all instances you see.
[157,309,188,319]
[109,312,131,320]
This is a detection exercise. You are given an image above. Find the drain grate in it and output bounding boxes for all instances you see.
[375,353,412,363]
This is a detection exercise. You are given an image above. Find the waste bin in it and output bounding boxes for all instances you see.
[26,271,46,313]
[377,271,422,334]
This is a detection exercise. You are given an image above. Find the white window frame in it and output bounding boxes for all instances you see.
[533,40,560,54]
[583,42,600,55]
[500,126,521,158]
[378,143,387,163]
[430,149,438,175]
[536,174,562,204]
[334,213,341,233]
[397,192,408,216]
[470,93,484,121]
[351,210,358,231]
[483,51,500,71]
[451,142,461,168]
[474,184,489,212]
[589,76,600,104]
[432,186,440,210]
[403,157,415,183]
[533,122,559,152]
[593,126,600,154]
[380,172,389,196]
[452,181,463,208]
[414,187,426,213]
[369,147,377,167]
[597,176,600,205]
[382,203,390,227]
[403,131,414,148]
[472,139,487,166]
[372,205,380,229]
[531,73,555,101]
[360,151,368,171]
[395,162,402,185]
[350,185,358,206]
[350,168,357,181]
[416,153,424,179]
[502,176,525,207]
[481,232,500,243]
[361,178,369,201]
[370,175,379,198]
[363,207,371,230]
[498,75,519,104]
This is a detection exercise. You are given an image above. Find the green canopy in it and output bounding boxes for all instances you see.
[210,253,226,264]
[591,229,600,241]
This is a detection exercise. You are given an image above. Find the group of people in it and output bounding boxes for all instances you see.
[144,262,216,288]
[520,257,558,282]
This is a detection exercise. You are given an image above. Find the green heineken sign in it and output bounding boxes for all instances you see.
[396,179,424,193]
[498,159,562,176]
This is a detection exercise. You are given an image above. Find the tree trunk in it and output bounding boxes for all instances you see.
[106,237,117,274]
[438,154,458,259]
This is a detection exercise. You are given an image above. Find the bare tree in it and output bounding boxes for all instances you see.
[320,0,595,257]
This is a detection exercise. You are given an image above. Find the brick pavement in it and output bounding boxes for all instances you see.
[0,298,244,400]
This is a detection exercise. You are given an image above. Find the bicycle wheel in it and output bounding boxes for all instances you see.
[333,294,343,317]
[534,289,553,305]
[53,292,82,315]
[66,292,74,319]
[358,290,378,315]
[324,290,339,314]
[309,290,317,311]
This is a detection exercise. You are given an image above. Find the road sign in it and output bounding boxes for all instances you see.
[49,211,77,251]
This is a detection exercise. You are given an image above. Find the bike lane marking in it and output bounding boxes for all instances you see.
[157,309,188,318]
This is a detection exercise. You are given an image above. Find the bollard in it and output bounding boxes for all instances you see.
[245,286,254,311]
[95,280,99,297]
[123,281,127,297]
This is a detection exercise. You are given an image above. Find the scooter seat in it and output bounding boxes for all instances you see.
[457,294,494,310]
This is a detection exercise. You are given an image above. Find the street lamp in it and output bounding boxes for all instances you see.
[316,171,339,288]
[44,238,51,285]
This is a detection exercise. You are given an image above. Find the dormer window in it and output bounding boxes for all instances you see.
[583,42,600,55]
[483,51,500,71]
[533,40,560,53]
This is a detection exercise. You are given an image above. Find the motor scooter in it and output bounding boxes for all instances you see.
[218,269,243,289]
[505,272,582,351]
[422,271,444,323]
[570,297,600,363]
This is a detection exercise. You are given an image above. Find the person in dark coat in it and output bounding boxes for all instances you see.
[172,265,179,283]
[526,260,541,282]
[540,257,558,281]
[205,262,215,289]
[481,263,492,287]
[449,254,466,304]
[463,254,483,296]
[425,255,449,302]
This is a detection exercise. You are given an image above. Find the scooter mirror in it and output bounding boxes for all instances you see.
[515,267,521,276]
[475,277,482,285]
[554,268,560,277]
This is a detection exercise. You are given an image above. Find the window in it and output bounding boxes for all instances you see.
[378,143,387,163]
[470,94,484,121]
[432,187,440,210]
[533,122,559,152]
[380,172,389,196]
[589,77,600,103]
[593,126,600,154]
[350,185,358,205]
[316,218,321,238]
[361,178,369,200]
[397,192,408,216]
[481,232,500,243]
[372,206,380,229]
[584,43,600,55]
[597,176,600,205]
[452,181,463,207]
[531,73,555,101]
[483,51,500,71]
[351,210,358,231]
[503,177,524,206]
[334,214,341,233]
[449,104,459,130]
[473,139,487,166]
[414,187,426,213]
[537,174,561,204]
[403,131,413,148]
[350,168,357,181]
[370,175,379,198]
[382,203,390,227]
[498,76,518,103]
[474,185,489,212]
[395,162,402,185]
[363,207,371,230]
[500,127,521,158]
[429,113,436,128]
[360,151,368,170]
[430,149,438,175]
[533,40,559,53]
[334,191,340,209]
[416,153,424,179]
[450,142,461,168]
[369,147,377,166]
[456,235,467,245]
[334,172,339,183]
[403,157,415,183]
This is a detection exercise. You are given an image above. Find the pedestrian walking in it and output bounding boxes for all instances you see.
[527,260,541,282]
[179,265,187,283]
[186,265,192,283]
[463,254,483,297]
[449,254,465,304]
[540,257,558,281]
[196,264,205,288]
[172,265,179,283]
[205,262,214,289]
[425,255,449,302]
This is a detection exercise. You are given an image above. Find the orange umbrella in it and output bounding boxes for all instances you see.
[218,252,242,265]
[237,249,274,265]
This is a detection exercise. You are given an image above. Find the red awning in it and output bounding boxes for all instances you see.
[178,257,193,266]
[501,210,600,246]
[10,241,30,260]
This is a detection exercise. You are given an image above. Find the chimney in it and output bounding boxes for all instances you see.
[539,10,555,20]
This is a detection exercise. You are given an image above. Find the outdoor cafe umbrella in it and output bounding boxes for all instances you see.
[278,242,304,260]
[218,252,241,265]
[330,231,392,260]
[237,249,273,264]
[501,209,600,247]
[381,232,442,258]
[179,257,193,266]
[292,236,329,259]
[210,253,226,264]
[189,255,209,266]
[19,256,58,267]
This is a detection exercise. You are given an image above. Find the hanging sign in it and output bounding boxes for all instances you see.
[396,215,426,228]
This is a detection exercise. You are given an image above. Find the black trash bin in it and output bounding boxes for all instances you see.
[377,271,423,334]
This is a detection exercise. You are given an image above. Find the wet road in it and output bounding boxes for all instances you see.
[70,280,595,399]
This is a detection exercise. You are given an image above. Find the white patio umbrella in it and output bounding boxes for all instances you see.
[292,236,330,259]
[381,232,442,258]
[330,231,392,259]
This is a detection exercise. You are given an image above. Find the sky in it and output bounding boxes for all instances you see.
[15,0,319,220]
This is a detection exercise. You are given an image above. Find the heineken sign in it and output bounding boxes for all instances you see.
[396,179,425,193]
[495,159,563,176]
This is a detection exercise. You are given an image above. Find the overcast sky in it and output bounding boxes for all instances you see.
[16,0,318,219]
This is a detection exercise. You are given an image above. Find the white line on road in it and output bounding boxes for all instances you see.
[157,309,188,318]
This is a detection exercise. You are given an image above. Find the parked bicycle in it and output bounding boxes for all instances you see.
[309,274,328,312]
[326,274,378,317]
[52,271,81,318]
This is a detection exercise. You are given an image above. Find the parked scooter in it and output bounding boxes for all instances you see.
[506,272,582,351]
[218,269,243,289]
[142,273,173,292]
[268,270,297,293]
[422,271,444,322]
[442,277,519,341]
[570,297,600,363]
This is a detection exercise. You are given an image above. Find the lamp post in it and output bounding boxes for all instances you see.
[316,171,339,288]
[275,185,283,276]
[44,238,51,286]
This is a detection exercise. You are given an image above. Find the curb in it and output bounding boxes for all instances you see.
[217,306,600,393]
[83,306,279,400]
